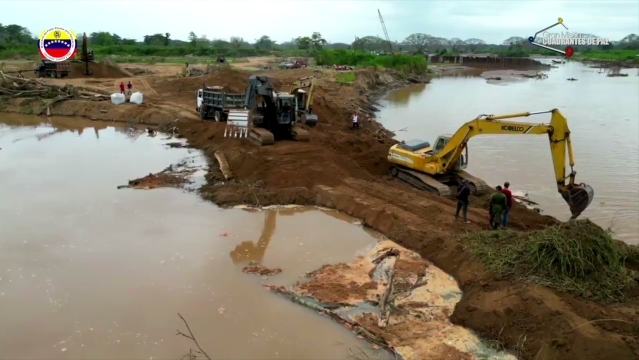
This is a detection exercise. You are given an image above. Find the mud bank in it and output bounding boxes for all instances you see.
[268,239,516,359]
[2,67,638,359]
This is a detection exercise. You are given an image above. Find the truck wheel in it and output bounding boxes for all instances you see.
[214,111,222,122]
[50,71,57,78]
[200,109,206,121]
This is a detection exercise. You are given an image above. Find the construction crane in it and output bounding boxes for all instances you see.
[377,9,393,55]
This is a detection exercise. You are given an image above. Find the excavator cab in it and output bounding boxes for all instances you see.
[432,135,468,170]
[275,94,296,125]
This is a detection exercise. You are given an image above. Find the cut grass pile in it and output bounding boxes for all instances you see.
[335,72,356,84]
[463,219,639,301]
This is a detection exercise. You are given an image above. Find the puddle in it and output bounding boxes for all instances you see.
[0,115,391,359]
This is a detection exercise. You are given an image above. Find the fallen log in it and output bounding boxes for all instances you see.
[214,151,233,180]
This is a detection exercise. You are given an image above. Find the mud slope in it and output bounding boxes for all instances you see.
[1,67,637,359]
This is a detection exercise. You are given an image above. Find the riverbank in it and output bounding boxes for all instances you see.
[1,66,638,359]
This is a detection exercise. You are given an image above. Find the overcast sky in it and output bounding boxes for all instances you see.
[4,0,638,44]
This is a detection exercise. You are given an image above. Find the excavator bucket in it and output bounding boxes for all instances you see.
[561,184,595,219]
[301,113,318,127]
[224,109,250,138]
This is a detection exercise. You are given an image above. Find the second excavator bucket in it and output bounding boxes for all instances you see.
[302,113,318,127]
[561,183,595,219]
[224,109,251,138]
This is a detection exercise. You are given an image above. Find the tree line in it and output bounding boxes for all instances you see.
[1,23,638,55]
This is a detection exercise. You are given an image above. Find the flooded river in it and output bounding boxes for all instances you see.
[378,61,639,244]
[0,115,389,359]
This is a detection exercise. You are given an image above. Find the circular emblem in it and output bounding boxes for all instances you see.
[38,27,77,62]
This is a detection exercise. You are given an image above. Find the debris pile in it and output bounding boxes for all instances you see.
[180,63,232,77]
[242,262,282,276]
[0,71,110,114]
[124,67,156,75]
[119,161,198,190]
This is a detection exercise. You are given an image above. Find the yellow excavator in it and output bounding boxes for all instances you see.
[387,109,594,219]
[289,76,318,127]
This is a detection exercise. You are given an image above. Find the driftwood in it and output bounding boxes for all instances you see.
[0,71,110,110]
[214,151,233,180]
[377,258,396,328]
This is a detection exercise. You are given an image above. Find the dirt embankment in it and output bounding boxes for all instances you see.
[1,66,638,359]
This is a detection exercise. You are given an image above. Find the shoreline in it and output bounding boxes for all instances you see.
[1,67,638,360]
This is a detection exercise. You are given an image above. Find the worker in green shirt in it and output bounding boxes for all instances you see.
[489,185,508,230]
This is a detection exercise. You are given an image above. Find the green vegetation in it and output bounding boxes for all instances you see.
[335,72,356,84]
[1,23,638,64]
[315,50,428,75]
[463,219,639,301]
[576,49,639,61]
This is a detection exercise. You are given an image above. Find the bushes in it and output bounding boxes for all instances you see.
[462,219,638,301]
[314,49,428,75]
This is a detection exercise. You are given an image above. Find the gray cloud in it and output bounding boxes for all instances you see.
[3,0,637,44]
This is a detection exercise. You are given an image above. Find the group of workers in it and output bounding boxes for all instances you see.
[455,180,513,230]
[118,81,133,95]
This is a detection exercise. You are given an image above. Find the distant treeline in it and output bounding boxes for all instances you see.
[1,23,638,62]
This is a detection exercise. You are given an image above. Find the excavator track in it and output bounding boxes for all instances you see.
[390,166,453,198]
[455,170,490,196]
[292,127,310,142]
[249,128,275,146]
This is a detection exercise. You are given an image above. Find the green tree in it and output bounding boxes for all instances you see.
[164,33,171,46]
[310,32,327,52]
[403,33,433,53]
[188,31,197,47]
[296,36,311,50]
[463,38,486,52]
[230,36,244,48]
[254,35,275,50]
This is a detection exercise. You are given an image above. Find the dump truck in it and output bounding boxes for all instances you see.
[34,60,71,78]
[195,86,245,121]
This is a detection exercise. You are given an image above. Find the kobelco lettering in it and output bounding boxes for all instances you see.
[501,126,525,132]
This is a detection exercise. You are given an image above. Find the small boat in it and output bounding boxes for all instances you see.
[567,78,578,81]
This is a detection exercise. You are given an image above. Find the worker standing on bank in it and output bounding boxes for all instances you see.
[119,82,125,95]
[501,182,513,229]
[489,186,508,230]
[351,113,359,130]
[126,81,133,95]
[455,179,471,223]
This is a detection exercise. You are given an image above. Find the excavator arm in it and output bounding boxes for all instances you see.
[437,109,594,219]
[289,76,318,127]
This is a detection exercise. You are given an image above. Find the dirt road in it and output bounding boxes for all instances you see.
[1,59,638,360]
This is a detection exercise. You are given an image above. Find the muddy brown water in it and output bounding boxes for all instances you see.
[378,61,639,245]
[0,114,391,359]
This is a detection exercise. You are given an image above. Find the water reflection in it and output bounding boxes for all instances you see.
[0,114,126,141]
[230,207,309,264]
[230,207,373,265]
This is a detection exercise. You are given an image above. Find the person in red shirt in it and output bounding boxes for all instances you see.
[119,82,125,94]
[501,182,513,229]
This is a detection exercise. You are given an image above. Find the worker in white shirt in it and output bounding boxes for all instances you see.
[351,113,359,130]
